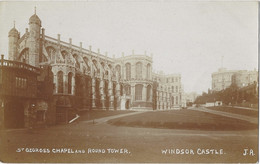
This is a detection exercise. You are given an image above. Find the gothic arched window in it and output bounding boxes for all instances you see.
[115,65,121,77]
[146,85,151,101]
[57,71,64,93]
[125,63,131,80]
[68,72,73,94]
[136,62,142,79]
[135,84,143,100]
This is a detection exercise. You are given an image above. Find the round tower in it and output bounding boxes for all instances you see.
[8,24,19,61]
[28,8,41,67]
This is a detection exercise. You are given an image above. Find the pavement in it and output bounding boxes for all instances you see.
[226,106,258,111]
[190,107,258,124]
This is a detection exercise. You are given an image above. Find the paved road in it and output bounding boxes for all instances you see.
[227,106,258,111]
[190,107,258,124]
[0,110,258,163]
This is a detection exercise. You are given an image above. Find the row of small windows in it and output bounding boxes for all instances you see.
[15,77,27,89]
[159,86,180,92]
[0,72,28,89]
[166,77,180,83]
[153,77,181,83]
[158,96,179,105]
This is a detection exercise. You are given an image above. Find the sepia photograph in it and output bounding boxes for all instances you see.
[0,1,258,163]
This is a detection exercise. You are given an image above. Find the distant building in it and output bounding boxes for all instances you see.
[212,68,237,91]
[212,68,258,91]
[232,70,258,88]
[153,72,184,109]
[185,92,198,104]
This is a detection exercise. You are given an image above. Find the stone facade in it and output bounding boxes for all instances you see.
[232,70,258,88]
[0,55,43,128]
[114,54,153,110]
[212,68,258,92]
[5,11,184,121]
[153,72,184,109]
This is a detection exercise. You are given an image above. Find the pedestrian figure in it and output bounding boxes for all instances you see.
[28,104,36,129]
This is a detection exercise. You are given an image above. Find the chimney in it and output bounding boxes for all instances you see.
[97,48,100,54]
[132,49,134,55]
[26,28,28,33]
[122,52,124,57]
[89,45,92,52]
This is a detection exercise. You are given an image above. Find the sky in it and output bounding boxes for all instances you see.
[0,1,258,94]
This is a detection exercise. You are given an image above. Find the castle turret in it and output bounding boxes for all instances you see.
[28,8,41,67]
[8,22,19,61]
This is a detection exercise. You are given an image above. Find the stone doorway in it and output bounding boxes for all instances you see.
[125,100,130,109]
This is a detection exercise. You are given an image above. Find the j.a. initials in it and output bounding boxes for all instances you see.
[243,149,255,156]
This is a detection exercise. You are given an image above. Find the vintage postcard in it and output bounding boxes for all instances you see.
[0,1,258,163]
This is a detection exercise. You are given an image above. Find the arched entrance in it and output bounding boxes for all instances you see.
[125,100,130,109]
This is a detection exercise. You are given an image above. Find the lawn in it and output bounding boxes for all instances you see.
[78,110,134,121]
[207,106,258,118]
[108,110,258,131]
